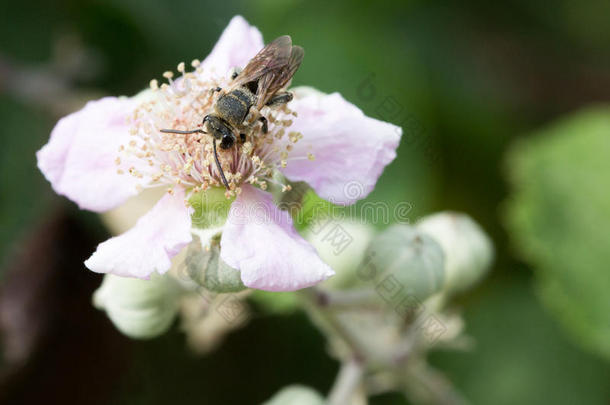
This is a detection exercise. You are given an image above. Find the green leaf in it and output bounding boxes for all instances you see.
[505,107,610,361]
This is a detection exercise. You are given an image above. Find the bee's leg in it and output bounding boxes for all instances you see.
[240,133,246,142]
[210,87,222,95]
[259,116,268,133]
[266,92,293,107]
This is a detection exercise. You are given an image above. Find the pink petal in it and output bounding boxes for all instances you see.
[220,185,334,291]
[36,96,149,212]
[200,16,264,78]
[85,188,192,279]
[282,88,402,205]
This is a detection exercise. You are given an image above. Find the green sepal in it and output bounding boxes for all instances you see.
[185,235,246,293]
[189,187,233,229]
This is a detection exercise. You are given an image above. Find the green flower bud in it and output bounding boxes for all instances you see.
[262,385,325,405]
[417,212,494,294]
[358,224,445,301]
[93,273,181,339]
[184,236,246,293]
[304,219,376,288]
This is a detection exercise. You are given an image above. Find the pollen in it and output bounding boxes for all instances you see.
[288,131,303,143]
[124,60,307,198]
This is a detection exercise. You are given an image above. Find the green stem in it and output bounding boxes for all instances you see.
[297,288,369,359]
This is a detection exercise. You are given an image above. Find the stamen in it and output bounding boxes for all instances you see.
[125,62,305,197]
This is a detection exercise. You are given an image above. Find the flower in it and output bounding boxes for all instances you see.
[36,16,401,291]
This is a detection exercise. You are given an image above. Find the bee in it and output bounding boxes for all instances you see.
[161,35,304,189]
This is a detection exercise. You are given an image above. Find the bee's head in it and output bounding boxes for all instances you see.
[203,115,236,149]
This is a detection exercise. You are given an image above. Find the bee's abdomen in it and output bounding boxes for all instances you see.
[215,89,254,127]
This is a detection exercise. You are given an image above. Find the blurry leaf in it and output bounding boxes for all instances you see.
[505,107,610,361]
[431,274,610,405]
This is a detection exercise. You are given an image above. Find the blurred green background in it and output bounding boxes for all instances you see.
[1,0,610,404]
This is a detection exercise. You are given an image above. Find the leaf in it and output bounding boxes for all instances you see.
[505,107,610,361]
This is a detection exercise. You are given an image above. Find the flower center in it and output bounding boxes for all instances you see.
[119,60,308,198]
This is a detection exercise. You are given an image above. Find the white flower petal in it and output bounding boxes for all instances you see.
[85,188,192,279]
[36,97,150,212]
[220,185,334,291]
[200,15,264,79]
[282,88,401,205]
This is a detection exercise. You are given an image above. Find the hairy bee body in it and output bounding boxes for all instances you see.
[161,35,304,189]
[214,87,256,128]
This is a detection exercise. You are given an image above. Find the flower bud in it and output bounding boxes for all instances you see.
[304,219,376,288]
[262,385,325,405]
[183,236,246,293]
[417,212,493,294]
[93,273,181,339]
[358,224,445,301]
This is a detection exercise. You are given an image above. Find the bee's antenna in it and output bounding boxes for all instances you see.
[160,128,207,135]
[212,139,230,190]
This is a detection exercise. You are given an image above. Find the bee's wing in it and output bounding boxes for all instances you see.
[231,36,293,88]
[255,45,304,108]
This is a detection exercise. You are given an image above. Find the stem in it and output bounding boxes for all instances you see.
[298,288,372,403]
[328,358,365,405]
[315,287,381,309]
[297,288,369,359]
[403,362,468,405]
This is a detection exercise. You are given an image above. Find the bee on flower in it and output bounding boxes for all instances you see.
[36,16,402,291]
